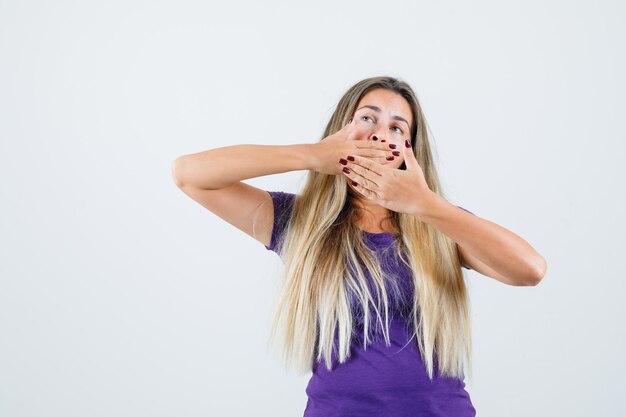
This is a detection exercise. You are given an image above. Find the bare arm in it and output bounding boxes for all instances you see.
[171,143,318,248]
[172,117,395,189]
[172,144,315,189]
[419,193,547,287]
[170,124,394,247]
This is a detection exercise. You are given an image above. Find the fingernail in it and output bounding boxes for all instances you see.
[373,135,378,141]
[381,139,386,142]
[347,156,355,161]
[392,151,400,156]
[405,139,411,148]
[342,167,351,174]
[351,181,358,187]
[388,143,397,149]
[386,156,394,161]
[339,158,348,165]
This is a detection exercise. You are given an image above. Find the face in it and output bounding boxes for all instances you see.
[345,88,414,189]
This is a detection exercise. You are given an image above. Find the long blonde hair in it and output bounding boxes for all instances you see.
[266,76,472,381]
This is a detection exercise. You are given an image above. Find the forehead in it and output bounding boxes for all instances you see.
[356,89,413,124]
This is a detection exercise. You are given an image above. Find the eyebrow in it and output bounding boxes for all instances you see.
[356,105,410,130]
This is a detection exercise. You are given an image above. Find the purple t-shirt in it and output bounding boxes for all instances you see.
[264,191,476,417]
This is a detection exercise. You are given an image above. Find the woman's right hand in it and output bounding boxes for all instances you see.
[309,119,397,176]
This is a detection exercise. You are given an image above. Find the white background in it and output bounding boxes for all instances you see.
[1,1,624,416]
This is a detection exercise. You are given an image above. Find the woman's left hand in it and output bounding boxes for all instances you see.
[341,139,434,217]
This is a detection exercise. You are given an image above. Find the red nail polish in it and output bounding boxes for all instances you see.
[339,158,347,165]
[381,139,386,142]
[347,156,355,161]
[386,156,394,161]
[388,143,397,149]
[392,151,400,156]
[351,181,358,186]
[405,139,411,148]
[342,167,350,174]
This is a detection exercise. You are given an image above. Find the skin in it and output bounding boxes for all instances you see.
[340,90,548,285]
[172,86,547,285]
[345,88,413,234]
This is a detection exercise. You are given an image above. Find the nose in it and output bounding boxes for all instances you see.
[369,125,388,142]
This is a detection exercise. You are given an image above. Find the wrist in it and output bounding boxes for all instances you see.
[299,143,319,171]
[412,191,444,222]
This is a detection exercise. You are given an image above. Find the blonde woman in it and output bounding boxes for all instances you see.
[172,76,547,416]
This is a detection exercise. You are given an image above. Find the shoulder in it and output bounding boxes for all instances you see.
[264,191,299,254]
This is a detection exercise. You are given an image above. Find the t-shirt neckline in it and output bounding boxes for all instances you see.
[360,230,398,244]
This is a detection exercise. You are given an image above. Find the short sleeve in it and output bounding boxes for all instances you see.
[456,205,475,269]
[264,191,297,256]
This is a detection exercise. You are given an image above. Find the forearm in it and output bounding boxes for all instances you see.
[172,143,314,189]
[417,192,546,284]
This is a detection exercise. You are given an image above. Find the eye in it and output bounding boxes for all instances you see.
[361,115,403,134]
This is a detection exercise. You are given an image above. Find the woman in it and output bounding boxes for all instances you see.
[172,76,547,416]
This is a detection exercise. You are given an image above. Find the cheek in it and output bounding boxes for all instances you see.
[350,126,368,139]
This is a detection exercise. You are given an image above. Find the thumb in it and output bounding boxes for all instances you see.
[343,117,357,140]
[403,139,419,170]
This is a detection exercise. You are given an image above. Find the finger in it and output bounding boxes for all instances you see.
[347,177,377,200]
[348,154,386,176]
[345,123,359,141]
[356,149,395,160]
[354,141,399,152]
[362,155,394,166]
[352,141,397,158]
[403,139,420,171]
[342,162,382,190]
[356,144,398,161]
[377,156,395,165]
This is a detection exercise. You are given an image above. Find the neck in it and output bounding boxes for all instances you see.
[351,196,398,233]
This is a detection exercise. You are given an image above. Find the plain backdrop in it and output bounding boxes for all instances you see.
[1,1,624,416]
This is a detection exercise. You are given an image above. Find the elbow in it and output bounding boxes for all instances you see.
[171,157,187,188]
[525,255,548,286]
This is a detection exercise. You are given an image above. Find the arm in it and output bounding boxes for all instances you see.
[171,144,316,248]
[172,144,316,189]
[170,137,395,247]
[417,193,547,287]
[172,120,393,189]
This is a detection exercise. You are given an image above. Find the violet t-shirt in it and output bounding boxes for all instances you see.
[264,191,476,417]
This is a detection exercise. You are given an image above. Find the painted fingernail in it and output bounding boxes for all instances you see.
[339,158,348,165]
[392,151,400,156]
[342,167,351,174]
[351,181,358,186]
[373,135,378,141]
[381,139,386,142]
[347,155,355,161]
[405,139,411,148]
[388,143,397,149]
[386,156,394,161]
